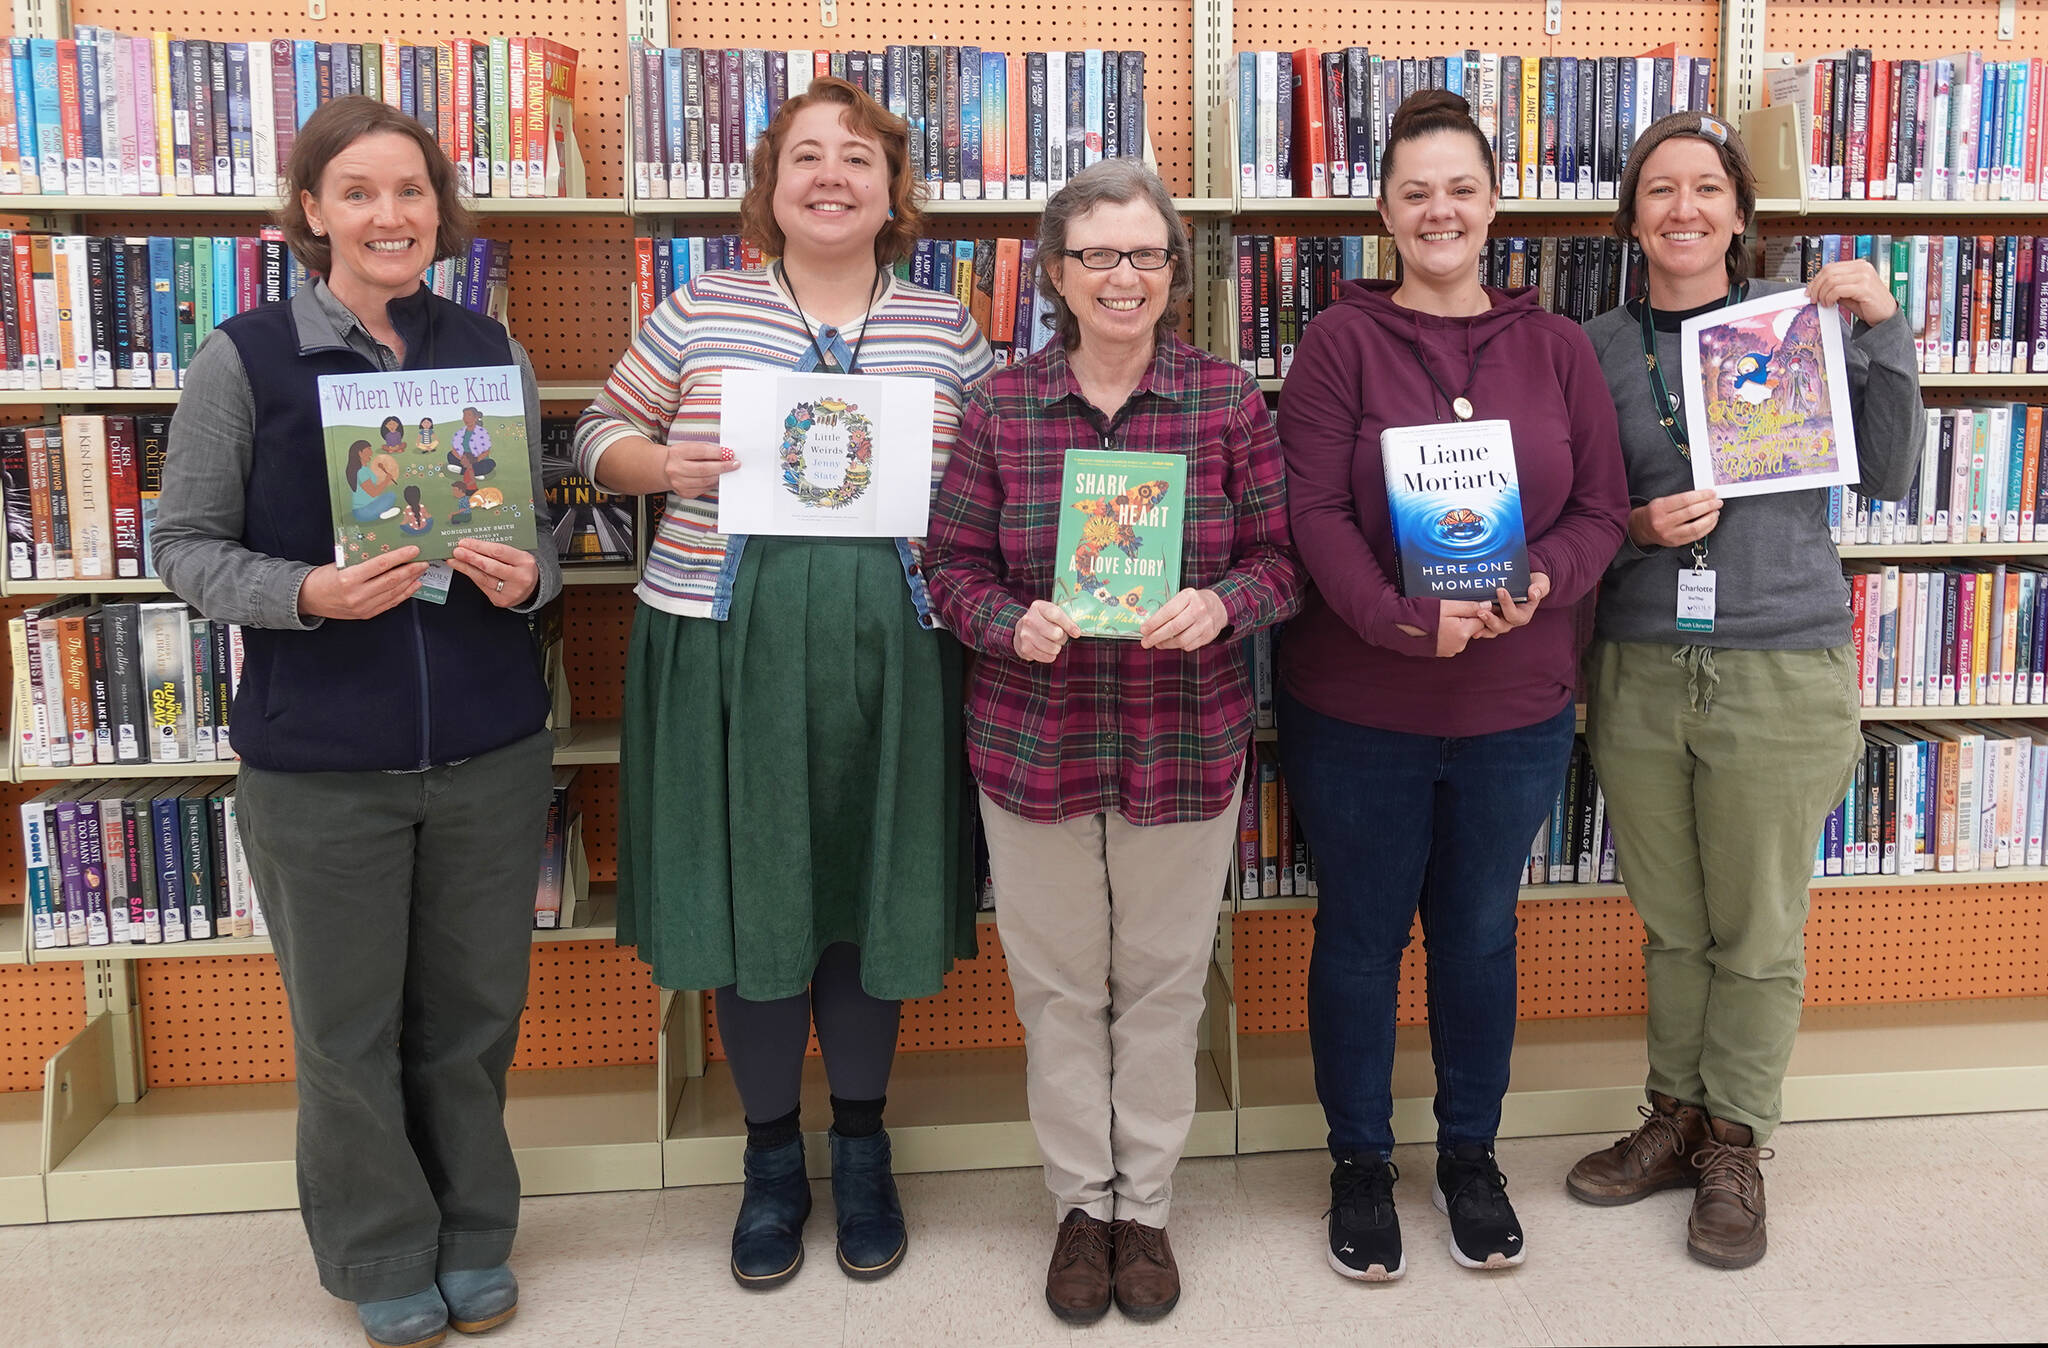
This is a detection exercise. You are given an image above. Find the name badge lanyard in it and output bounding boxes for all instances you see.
[1641,284,1746,632]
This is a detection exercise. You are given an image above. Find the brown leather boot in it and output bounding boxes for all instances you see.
[1044,1209,1112,1324]
[1566,1091,1710,1205]
[1687,1117,1773,1269]
[1110,1219,1180,1321]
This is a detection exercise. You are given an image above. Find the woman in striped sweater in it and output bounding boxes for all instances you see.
[574,76,994,1289]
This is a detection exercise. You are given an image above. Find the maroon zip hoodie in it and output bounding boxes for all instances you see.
[1277,280,1628,737]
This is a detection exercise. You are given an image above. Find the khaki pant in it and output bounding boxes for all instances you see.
[1584,641,1862,1142]
[980,788,1240,1224]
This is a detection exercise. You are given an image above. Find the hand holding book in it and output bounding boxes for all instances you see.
[297,545,425,622]
[1395,573,1551,656]
[1014,598,1082,663]
[449,537,537,607]
[1806,259,1898,327]
[1630,488,1722,548]
[1137,588,1228,651]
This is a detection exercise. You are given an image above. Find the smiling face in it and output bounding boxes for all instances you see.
[1631,137,1744,305]
[1049,197,1174,358]
[1378,128,1498,299]
[771,101,892,266]
[300,130,438,316]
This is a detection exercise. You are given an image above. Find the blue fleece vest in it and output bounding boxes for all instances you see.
[221,290,548,772]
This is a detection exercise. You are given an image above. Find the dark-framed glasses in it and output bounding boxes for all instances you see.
[1061,246,1172,271]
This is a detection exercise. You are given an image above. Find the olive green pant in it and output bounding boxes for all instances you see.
[1583,641,1862,1142]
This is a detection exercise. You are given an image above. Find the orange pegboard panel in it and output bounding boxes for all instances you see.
[0,965,86,1092]
[705,924,1025,1061]
[675,2,1199,196]
[136,943,655,1088]
[1231,1,1721,72]
[1765,0,2048,62]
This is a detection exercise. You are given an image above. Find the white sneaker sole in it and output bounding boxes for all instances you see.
[1326,1246,1406,1282]
[1432,1179,1527,1269]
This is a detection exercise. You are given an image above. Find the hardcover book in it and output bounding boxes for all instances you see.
[1678,287,1861,498]
[317,364,535,567]
[1380,418,1530,601]
[1050,447,1186,639]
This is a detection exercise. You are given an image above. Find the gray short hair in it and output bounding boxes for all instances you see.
[1035,159,1193,351]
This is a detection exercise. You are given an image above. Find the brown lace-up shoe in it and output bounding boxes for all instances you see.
[1566,1091,1710,1205]
[1110,1219,1180,1321]
[1687,1117,1773,1269]
[1045,1209,1113,1324]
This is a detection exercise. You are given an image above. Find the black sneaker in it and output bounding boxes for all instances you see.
[1325,1155,1405,1281]
[1431,1144,1526,1269]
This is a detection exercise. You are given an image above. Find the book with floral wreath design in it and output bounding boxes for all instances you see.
[716,369,938,537]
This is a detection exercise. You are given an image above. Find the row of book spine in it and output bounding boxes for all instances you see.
[1526,737,1622,887]
[19,777,263,950]
[633,234,1060,368]
[1233,233,1643,380]
[1832,403,2048,549]
[0,229,511,394]
[1237,47,1713,201]
[9,596,242,772]
[1765,231,2048,377]
[627,43,1147,203]
[1824,720,2048,876]
[0,30,580,200]
[1769,50,2048,203]
[1,413,166,583]
[1846,563,2048,710]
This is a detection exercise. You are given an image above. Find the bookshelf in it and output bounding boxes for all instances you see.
[0,0,2039,1229]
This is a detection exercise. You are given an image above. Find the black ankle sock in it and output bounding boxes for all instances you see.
[745,1107,802,1151]
[830,1093,886,1139]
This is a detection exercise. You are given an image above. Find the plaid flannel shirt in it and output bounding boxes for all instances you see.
[926,334,1302,826]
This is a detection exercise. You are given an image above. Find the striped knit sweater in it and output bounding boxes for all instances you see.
[575,267,996,618]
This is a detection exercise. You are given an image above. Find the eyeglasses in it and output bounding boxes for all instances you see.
[1060,247,1173,271]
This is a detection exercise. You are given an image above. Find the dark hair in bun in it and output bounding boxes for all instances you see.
[1379,89,1498,199]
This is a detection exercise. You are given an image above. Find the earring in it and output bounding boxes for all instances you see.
[312,226,324,237]
[887,208,896,220]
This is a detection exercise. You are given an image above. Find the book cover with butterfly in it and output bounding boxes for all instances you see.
[1051,448,1187,638]
[1380,418,1530,602]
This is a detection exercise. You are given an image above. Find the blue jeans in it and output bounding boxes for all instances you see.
[1278,688,1576,1158]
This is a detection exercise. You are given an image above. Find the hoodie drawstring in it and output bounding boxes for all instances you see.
[1673,644,1720,715]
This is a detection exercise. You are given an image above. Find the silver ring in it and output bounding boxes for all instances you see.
[495,579,505,593]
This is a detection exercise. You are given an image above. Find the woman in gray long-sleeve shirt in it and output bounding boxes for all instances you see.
[1565,113,1923,1271]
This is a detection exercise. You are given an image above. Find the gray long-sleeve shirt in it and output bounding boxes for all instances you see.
[152,281,561,631]
[1582,279,1923,650]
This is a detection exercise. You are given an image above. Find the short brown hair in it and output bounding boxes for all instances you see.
[1379,89,1498,203]
[1614,111,1757,287]
[277,95,472,276]
[1035,158,1194,352]
[740,76,923,268]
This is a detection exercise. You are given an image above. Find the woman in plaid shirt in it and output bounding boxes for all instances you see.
[926,158,1302,1326]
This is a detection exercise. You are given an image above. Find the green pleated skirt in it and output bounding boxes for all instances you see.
[615,536,977,1000]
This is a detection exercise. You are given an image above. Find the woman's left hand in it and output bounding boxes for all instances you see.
[1474,572,1551,636]
[450,539,539,608]
[1139,588,1230,651]
[1807,260,1899,327]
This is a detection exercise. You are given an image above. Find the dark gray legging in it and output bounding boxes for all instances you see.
[714,941,900,1120]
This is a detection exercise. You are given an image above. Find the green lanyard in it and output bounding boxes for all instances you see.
[1639,282,1745,569]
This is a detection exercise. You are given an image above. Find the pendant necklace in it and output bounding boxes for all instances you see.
[781,261,884,374]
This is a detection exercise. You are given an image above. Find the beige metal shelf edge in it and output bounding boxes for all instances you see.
[0,560,632,597]
[1234,997,2048,1154]
[39,1059,662,1222]
[0,381,601,408]
[629,196,1232,217]
[21,888,618,965]
[1838,542,2048,558]
[0,195,625,216]
[0,1091,44,1225]
[1,908,23,965]
[662,1045,1235,1186]
[1237,863,2048,912]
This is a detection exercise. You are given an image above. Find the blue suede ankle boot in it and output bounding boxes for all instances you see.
[437,1264,518,1334]
[731,1136,812,1289]
[829,1127,906,1280]
[356,1286,449,1348]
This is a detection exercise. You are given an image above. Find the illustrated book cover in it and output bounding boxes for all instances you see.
[1380,418,1530,602]
[716,370,937,537]
[1050,447,1186,638]
[317,364,536,567]
[1679,287,1861,499]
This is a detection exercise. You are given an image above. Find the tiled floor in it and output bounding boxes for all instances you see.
[4,1111,2043,1346]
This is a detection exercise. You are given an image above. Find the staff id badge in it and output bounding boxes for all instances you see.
[1677,568,1716,633]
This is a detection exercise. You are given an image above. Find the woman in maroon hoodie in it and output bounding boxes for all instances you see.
[1276,89,1628,1282]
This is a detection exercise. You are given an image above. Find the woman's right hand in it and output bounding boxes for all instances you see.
[665,441,742,499]
[1630,488,1722,548]
[298,547,426,621]
[1396,600,1496,657]
[1014,600,1083,663]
